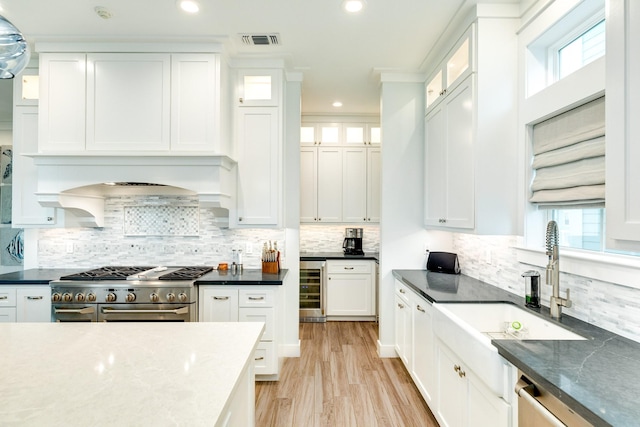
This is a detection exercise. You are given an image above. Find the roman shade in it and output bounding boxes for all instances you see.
[529,96,605,207]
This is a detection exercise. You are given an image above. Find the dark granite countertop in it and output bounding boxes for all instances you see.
[0,269,84,285]
[300,252,379,261]
[195,269,288,285]
[393,269,639,427]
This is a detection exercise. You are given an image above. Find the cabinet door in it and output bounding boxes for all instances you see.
[342,147,367,223]
[16,287,51,322]
[235,107,280,226]
[426,69,444,111]
[199,288,238,322]
[326,274,374,316]
[86,53,171,151]
[437,342,465,427]
[445,29,473,93]
[394,292,412,367]
[237,69,281,107]
[239,307,274,341]
[467,373,510,427]
[0,307,16,323]
[412,299,435,406]
[300,124,318,146]
[424,105,447,226]
[316,147,342,222]
[300,148,318,222]
[171,54,219,151]
[38,53,86,152]
[12,106,57,226]
[367,147,381,223]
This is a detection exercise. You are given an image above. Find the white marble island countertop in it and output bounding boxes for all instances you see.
[0,322,264,426]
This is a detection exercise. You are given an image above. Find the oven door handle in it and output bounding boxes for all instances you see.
[54,306,96,315]
[100,306,189,315]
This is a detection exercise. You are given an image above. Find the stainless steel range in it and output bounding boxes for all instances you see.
[50,266,213,322]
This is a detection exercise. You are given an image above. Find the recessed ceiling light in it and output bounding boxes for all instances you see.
[333,101,343,107]
[177,0,200,13]
[342,0,365,13]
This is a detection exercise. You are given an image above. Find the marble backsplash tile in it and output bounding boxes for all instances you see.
[300,224,380,253]
[452,233,640,343]
[37,195,285,269]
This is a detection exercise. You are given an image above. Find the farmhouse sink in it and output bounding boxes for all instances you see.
[432,302,586,397]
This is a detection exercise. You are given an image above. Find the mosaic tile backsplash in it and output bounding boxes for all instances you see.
[300,225,380,253]
[37,195,285,269]
[452,233,640,343]
[124,205,199,236]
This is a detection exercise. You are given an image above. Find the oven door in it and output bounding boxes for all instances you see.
[98,303,195,322]
[52,305,98,322]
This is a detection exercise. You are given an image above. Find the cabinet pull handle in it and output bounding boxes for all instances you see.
[27,296,43,300]
[344,267,354,270]
[248,296,265,300]
[397,303,404,309]
[399,289,405,294]
[0,296,7,300]
[213,296,229,300]
[255,356,265,361]
[416,305,425,313]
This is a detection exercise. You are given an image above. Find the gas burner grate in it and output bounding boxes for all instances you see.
[159,266,214,280]
[60,267,155,281]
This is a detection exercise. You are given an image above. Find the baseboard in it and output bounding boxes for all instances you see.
[377,340,398,358]
[279,340,301,358]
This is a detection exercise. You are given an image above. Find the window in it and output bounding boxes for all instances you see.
[558,19,605,79]
[547,208,603,251]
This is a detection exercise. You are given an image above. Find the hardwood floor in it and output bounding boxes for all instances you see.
[255,322,439,427]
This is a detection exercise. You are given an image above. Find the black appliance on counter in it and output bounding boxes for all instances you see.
[343,227,364,255]
[50,266,213,322]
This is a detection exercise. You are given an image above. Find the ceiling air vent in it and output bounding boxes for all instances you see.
[240,33,281,46]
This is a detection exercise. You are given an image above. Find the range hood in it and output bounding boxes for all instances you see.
[29,153,236,227]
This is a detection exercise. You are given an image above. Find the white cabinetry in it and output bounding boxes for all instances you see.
[0,286,51,323]
[12,105,57,226]
[436,339,510,427]
[326,260,375,318]
[199,286,280,379]
[424,16,518,235]
[412,293,435,406]
[38,50,222,153]
[300,121,380,224]
[394,280,413,367]
[232,69,282,228]
[606,0,640,248]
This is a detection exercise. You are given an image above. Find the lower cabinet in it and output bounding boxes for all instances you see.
[0,286,51,322]
[394,278,512,427]
[326,260,376,318]
[199,286,279,379]
[436,340,510,427]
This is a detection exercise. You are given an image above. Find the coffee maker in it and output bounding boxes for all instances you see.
[343,228,364,255]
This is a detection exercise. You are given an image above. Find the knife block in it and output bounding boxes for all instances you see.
[262,261,279,274]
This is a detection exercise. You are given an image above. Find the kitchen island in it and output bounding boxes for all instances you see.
[0,322,264,426]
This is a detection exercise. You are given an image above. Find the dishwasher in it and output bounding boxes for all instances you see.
[299,260,326,322]
[515,371,593,426]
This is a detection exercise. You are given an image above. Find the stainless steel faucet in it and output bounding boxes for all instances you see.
[545,220,572,318]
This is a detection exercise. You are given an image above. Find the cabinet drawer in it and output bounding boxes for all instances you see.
[239,289,274,307]
[0,307,17,323]
[395,280,411,304]
[253,341,276,375]
[239,307,274,341]
[0,288,17,307]
[327,260,373,274]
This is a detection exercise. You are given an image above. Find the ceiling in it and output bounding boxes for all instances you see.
[0,0,521,116]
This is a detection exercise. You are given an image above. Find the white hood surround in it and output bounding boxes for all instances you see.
[30,153,236,227]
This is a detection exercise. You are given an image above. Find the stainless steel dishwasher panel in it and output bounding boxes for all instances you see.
[300,260,326,322]
[515,371,593,427]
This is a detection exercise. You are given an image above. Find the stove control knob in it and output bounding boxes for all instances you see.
[149,293,159,303]
[166,292,176,302]
[87,293,97,302]
[62,293,73,302]
[106,292,117,302]
[126,292,136,302]
[178,292,188,303]
[51,292,62,302]
[75,293,85,302]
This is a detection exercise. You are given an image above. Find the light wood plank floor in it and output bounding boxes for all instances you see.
[256,321,439,427]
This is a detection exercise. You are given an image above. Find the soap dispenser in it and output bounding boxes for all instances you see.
[522,270,541,308]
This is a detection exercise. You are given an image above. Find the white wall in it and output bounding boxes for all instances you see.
[377,76,452,357]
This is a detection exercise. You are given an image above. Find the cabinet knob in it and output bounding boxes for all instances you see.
[47,217,54,222]
[454,364,461,372]
[397,303,404,309]
[318,218,321,221]
[239,217,243,222]
[364,218,367,221]
[458,370,466,378]
[416,305,425,313]
[399,289,405,294]
[239,97,244,103]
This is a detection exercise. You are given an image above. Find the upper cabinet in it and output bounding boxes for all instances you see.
[231,69,283,228]
[606,0,640,249]
[343,123,381,146]
[424,14,519,235]
[38,49,223,153]
[300,123,341,146]
[426,27,473,113]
